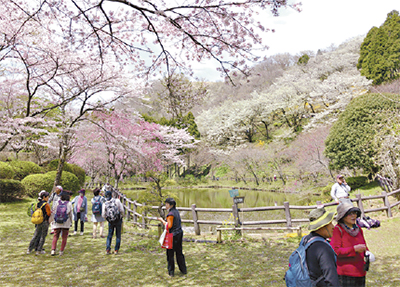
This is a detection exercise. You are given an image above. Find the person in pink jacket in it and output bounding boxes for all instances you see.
[330,199,369,287]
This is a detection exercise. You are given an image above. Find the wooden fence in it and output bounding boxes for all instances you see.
[114,188,400,237]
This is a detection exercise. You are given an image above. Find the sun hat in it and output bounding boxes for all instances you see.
[336,174,344,179]
[308,207,336,232]
[336,199,361,222]
[78,189,85,195]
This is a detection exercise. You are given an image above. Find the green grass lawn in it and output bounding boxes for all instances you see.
[1,198,400,286]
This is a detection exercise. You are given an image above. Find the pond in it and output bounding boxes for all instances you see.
[122,187,321,234]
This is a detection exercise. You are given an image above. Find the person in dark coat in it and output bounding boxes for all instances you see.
[157,198,187,277]
[304,207,340,286]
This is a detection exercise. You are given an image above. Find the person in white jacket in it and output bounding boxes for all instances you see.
[331,175,351,204]
[102,190,124,255]
[50,191,73,256]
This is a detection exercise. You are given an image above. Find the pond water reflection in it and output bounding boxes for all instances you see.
[123,187,316,234]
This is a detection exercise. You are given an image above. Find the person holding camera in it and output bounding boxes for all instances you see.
[331,175,351,204]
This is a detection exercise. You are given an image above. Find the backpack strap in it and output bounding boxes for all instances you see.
[304,236,337,284]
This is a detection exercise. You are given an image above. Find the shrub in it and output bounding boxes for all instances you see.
[46,160,85,186]
[21,174,54,197]
[46,159,73,173]
[0,179,25,202]
[69,163,86,186]
[21,170,80,197]
[8,160,42,180]
[0,162,15,179]
[46,171,80,193]
[346,176,369,190]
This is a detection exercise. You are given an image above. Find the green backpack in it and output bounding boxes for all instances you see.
[27,203,36,217]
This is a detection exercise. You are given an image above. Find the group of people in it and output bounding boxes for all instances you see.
[303,198,372,286]
[27,185,124,256]
[27,186,186,277]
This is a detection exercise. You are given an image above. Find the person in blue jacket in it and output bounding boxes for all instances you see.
[71,189,88,235]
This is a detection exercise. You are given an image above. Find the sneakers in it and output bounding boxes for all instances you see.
[26,249,31,255]
[51,250,56,256]
[114,250,118,255]
[80,232,84,236]
[35,250,46,255]
[59,251,64,256]
[106,249,111,255]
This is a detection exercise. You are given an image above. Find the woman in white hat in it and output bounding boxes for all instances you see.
[330,199,371,287]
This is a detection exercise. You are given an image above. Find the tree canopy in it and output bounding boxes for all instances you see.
[358,10,400,85]
[324,93,400,174]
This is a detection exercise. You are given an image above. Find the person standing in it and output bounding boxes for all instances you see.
[48,185,63,234]
[50,191,73,256]
[330,200,370,287]
[304,207,339,286]
[157,198,187,277]
[331,175,351,203]
[71,189,88,235]
[102,190,124,254]
[91,188,106,239]
[48,185,63,205]
[27,191,51,255]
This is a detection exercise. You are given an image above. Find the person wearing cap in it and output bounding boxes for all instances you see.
[157,198,187,277]
[330,200,370,287]
[102,190,124,255]
[27,190,51,255]
[48,185,63,205]
[331,175,351,204]
[305,207,340,286]
[71,189,88,235]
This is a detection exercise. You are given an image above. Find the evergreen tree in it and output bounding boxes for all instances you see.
[324,93,400,174]
[358,10,400,85]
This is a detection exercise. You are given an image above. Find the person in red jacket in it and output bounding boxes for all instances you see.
[330,199,369,287]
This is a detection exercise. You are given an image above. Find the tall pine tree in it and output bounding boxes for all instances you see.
[357,10,400,85]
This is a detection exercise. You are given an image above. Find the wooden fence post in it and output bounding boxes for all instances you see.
[142,203,146,228]
[217,229,222,243]
[382,191,392,217]
[126,201,131,221]
[356,194,365,217]
[158,223,162,237]
[284,201,292,227]
[192,204,201,235]
[133,200,138,224]
[232,204,241,235]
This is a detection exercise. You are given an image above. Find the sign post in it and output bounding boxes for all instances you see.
[229,188,245,236]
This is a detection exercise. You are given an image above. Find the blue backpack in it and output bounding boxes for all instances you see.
[284,236,335,287]
[54,200,69,224]
[92,196,102,215]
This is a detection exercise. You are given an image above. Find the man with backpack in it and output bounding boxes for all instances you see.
[102,190,124,255]
[285,207,339,287]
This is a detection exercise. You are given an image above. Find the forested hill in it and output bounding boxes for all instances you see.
[195,36,371,147]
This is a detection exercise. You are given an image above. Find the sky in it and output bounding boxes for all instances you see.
[192,0,400,81]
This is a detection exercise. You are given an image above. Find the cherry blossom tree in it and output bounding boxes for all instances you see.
[8,0,300,83]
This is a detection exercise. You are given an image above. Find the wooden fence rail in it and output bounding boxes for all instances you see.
[114,188,400,236]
